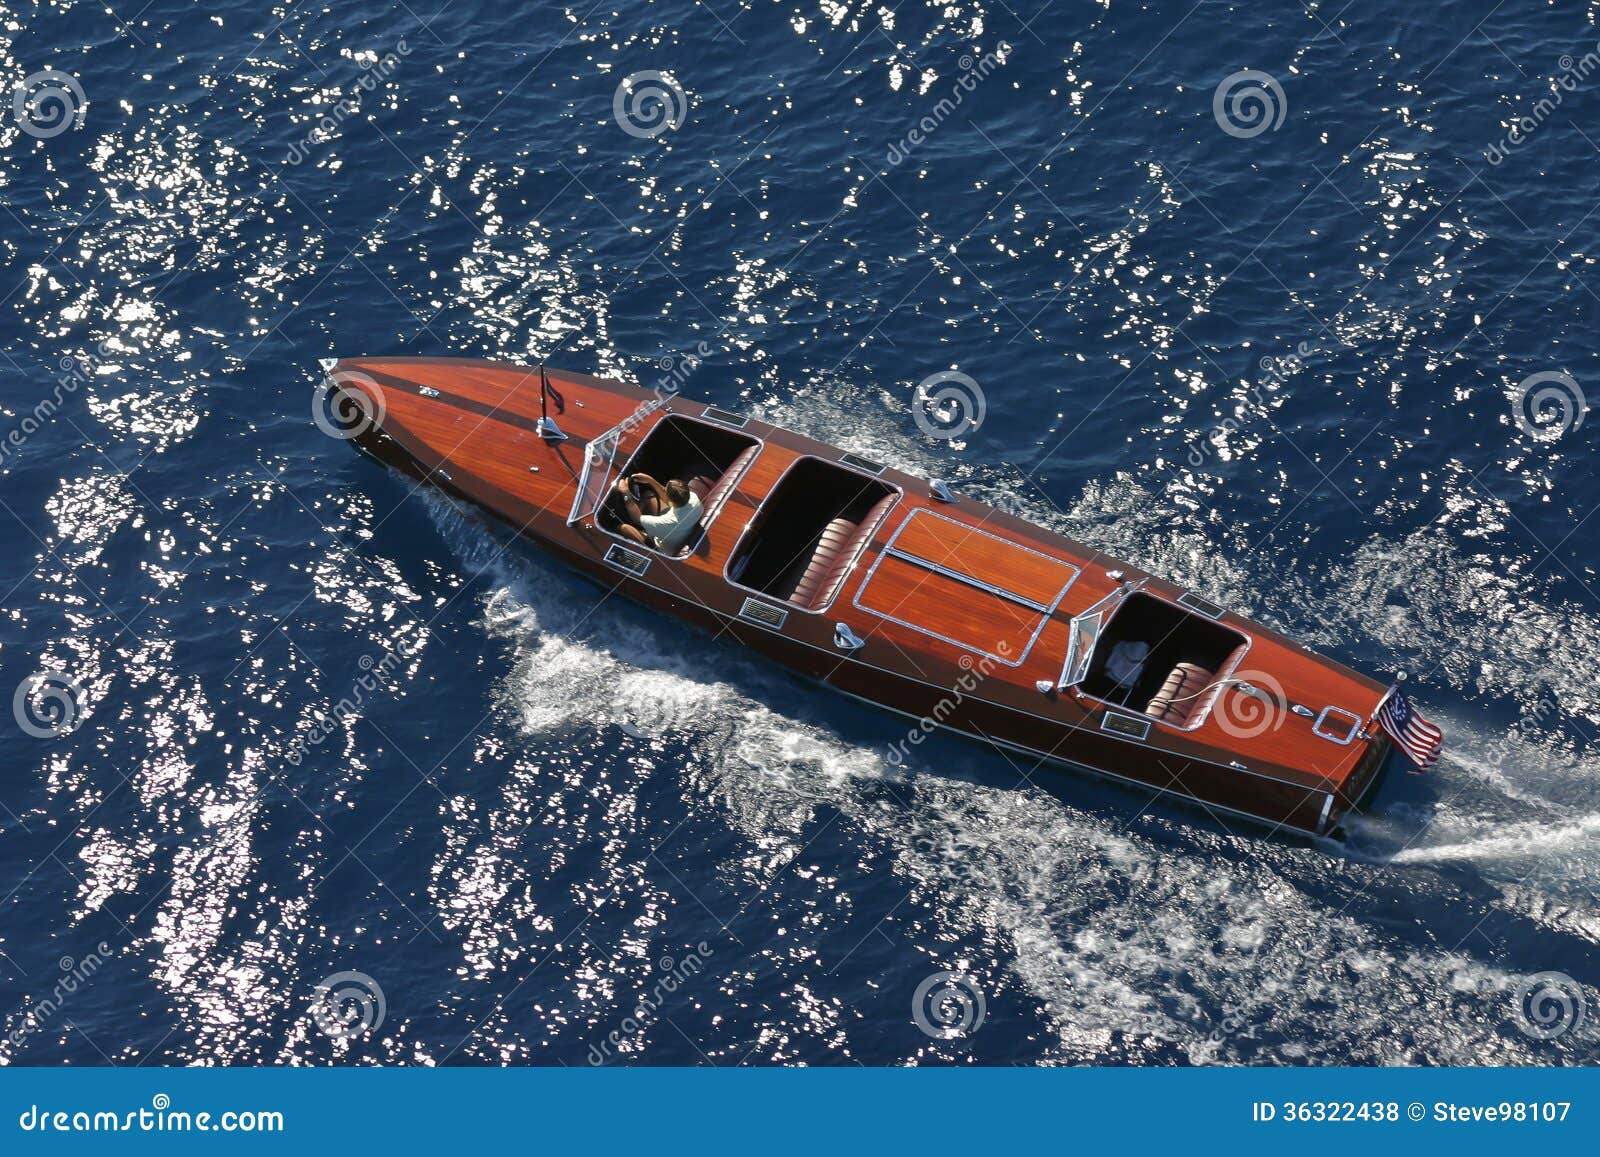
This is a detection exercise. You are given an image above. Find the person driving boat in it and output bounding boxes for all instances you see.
[613,472,703,552]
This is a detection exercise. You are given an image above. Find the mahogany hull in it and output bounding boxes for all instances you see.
[325,356,1397,837]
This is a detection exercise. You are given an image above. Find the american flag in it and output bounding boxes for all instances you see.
[1376,692,1443,773]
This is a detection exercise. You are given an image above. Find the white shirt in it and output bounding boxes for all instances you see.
[639,492,703,552]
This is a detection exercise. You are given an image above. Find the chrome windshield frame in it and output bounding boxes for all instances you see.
[1055,577,1149,690]
[565,397,668,525]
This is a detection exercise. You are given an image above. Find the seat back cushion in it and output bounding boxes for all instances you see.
[698,445,758,513]
[675,445,759,554]
[1144,662,1216,728]
[804,494,898,610]
[781,517,858,607]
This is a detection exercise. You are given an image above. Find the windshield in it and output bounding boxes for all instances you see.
[1057,578,1147,689]
[566,398,667,525]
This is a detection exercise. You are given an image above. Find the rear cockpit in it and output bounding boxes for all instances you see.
[1069,589,1250,729]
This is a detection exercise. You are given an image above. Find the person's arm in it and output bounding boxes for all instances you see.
[613,476,643,526]
[631,472,670,508]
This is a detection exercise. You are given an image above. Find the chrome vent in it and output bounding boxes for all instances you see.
[604,544,652,577]
[702,406,749,428]
[1178,592,1225,619]
[840,452,886,474]
[1101,713,1152,741]
[738,598,788,630]
[418,386,441,398]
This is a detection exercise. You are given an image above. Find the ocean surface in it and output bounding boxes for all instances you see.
[2,0,1598,1066]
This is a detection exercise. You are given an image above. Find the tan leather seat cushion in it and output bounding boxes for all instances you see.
[1144,662,1215,727]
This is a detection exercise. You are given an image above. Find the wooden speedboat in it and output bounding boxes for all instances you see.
[321,356,1432,836]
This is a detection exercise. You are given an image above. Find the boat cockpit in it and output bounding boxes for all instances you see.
[587,413,760,556]
[727,456,898,611]
[1064,586,1250,730]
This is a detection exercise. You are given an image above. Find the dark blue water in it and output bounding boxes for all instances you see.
[2,0,1598,1065]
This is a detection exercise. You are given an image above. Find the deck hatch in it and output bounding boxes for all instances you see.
[1101,713,1152,741]
[1178,592,1225,619]
[1312,706,1362,745]
[702,406,749,429]
[604,544,653,577]
[738,598,789,630]
[853,509,1078,665]
[839,452,886,474]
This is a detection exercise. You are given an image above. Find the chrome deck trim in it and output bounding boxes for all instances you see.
[851,509,1079,668]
